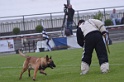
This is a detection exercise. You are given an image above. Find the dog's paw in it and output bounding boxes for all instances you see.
[19,77,22,80]
[44,73,47,76]
[33,79,36,81]
[40,71,47,75]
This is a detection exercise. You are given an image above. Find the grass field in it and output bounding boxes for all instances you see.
[0,42,124,82]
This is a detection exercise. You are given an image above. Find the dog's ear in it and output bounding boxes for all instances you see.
[46,55,49,61]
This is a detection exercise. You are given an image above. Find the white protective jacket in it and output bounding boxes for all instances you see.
[79,19,107,37]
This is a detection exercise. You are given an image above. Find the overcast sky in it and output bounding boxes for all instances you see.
[0,0,124,17]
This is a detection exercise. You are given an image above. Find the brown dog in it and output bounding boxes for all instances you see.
[18,50,56,81]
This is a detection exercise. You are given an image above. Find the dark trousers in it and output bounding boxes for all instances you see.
[67,21,73,35]
[82,31,108,66]
[45,38,51,51]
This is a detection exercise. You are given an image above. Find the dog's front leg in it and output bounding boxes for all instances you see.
[28,69,31,77]
[40,69,47,75]
[33,67,39,81]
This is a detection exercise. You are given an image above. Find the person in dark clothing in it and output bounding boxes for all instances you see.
[42,29,51,51]
[76,20,85,47]
[121,13,124,24]
[66,4,75,35]
[76,19,109,75]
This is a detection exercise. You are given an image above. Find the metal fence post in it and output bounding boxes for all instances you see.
[77,11,80,22]
[103,8,106,21]
[50,13,54,29]
[22,16,25,31]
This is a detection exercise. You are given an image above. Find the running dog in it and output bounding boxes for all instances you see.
[18,50,56,81]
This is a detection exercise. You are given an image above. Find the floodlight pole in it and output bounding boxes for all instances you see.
[67,0,70,5]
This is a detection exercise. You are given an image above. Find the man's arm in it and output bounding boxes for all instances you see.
[76,28,84,47]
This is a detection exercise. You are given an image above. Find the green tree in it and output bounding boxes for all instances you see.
[35,25,43,32]
[93,11,103,21]
[104,19,113,26]
[12,27,20,35]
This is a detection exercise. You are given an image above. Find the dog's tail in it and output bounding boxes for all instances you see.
[18,50,28,58]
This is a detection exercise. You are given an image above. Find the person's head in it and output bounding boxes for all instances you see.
[77,19,85,27]
[68,4,72,8]
[113,9,116,13]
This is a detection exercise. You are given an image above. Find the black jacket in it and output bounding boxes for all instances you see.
[67,8,75,22]
[76,27,84,47]
[121,17,124,24]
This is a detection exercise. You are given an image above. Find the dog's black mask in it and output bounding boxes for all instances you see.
[48,61,56,69]
[39,55,56,70]
[38,60,56,70]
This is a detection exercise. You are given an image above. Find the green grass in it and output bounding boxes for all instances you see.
[0,42,124,82]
